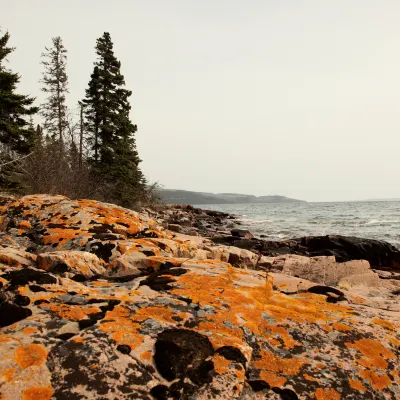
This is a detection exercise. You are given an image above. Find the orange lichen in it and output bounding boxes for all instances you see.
[269,338,280,346]
[0,254,22,268]
[99,306,145,349]
[135,307,175,323]
[22,386,53,400]
[315,388,341,400]
[49,304,101,321]
[0,334,12,344]
[260,323,299,349]
[18,220,32,229]
[213,354,232,374]
[253,350,303,376]
[304,374,318,382]
[90,281,113,287]
[0,367,15,382]
[259,371,286,387]
[72,337,84,343]
[332,322,352,332]
[350,296,366,304]
[22,327,39,335]
[349,379,366,391]
[345,339,395,370]
[390,369,400,384]
[15,344,47,369]
[140,351,152,361]
[321,325,333,332]
[371,318,395,330]
[360,370,392,390]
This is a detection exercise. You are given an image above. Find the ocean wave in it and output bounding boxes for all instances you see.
[366,219,400,225]
[210,201,400,247]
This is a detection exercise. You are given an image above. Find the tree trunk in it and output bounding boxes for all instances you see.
[79,103,83,169]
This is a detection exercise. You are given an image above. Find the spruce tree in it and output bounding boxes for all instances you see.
[83,32,145,207]
[0,31,38,189]
[40,36,69,144]
[0,31,37,154]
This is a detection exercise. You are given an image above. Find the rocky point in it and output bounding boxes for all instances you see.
[0,195,399,399]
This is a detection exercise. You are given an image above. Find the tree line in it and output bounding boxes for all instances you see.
[0,30,154,208]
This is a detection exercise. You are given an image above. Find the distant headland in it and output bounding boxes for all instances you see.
[157,189,306,205]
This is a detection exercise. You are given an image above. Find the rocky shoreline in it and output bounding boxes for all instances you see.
[150,203,400,269]
[0,196,399,399]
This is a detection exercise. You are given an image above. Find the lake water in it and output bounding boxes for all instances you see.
[202,201,400,248]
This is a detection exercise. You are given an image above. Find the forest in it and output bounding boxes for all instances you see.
[0,31,153,208]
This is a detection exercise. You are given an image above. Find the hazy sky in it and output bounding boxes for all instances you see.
[2,1,400,202]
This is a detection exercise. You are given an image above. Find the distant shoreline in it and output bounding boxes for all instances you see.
[157,188,305,205]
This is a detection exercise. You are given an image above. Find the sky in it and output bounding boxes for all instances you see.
[2,0,400,202]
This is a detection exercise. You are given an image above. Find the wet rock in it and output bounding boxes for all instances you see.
[231,228,254,239]
[214,234,400,270]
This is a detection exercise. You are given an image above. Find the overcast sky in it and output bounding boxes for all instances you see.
[2,1,400,202]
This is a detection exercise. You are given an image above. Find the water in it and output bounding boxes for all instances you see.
[201,201,400,248]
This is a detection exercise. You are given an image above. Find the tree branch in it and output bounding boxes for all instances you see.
[0,152,33,168]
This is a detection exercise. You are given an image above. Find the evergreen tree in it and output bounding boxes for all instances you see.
[0,31,38,190]
[83,32,145,207]
[0,31,37,154]
[83,66,101,162]
[40,36,69,144]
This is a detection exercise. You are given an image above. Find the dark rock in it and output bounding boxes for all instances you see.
[150,385,169,400]
[231,229,254,239]
[272,387,299,400]
[29,284,47,292]
[168,224,184,233]
[247,380,270,392]
[216,346,247,367]
[14,295,30,306]
[3,268,57,288]
[117,344,131,354]
[57,332,76,341]
[307,285,346,303]
[154,329,214,382]
[0,302,32,327]
[212,234,400,269]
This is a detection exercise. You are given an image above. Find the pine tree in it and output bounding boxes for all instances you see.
[0,31,38,190]
[83,66,101,163]
[0,31,38,155]
[83,32,146,207]
[40,36,69,144]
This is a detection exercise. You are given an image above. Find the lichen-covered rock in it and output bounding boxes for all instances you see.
[0,196,399,399]
[0,247,37,270]
[37,251,106,278]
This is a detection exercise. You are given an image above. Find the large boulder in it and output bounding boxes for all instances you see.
[281,255,371,286]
